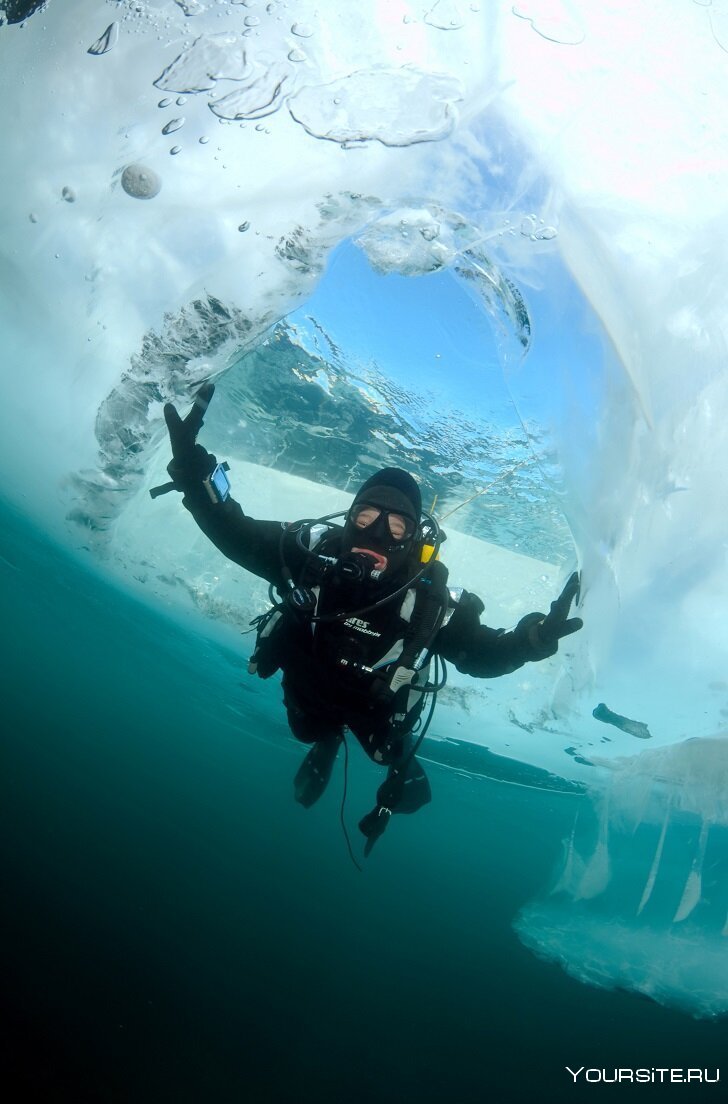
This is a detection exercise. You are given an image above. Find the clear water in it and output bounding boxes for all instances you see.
[4,500,725,1101]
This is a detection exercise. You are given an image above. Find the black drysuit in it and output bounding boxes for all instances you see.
[180,487,555,761]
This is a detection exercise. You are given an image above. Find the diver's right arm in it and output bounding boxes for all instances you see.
[162,390,304,589]
[181,484,293,587]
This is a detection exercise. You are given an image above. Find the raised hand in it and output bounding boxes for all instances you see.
[541,571,582,642]
[162,383,217,493]
[163,382,214,459]
[517,571,583,657]
[534,571,583,652]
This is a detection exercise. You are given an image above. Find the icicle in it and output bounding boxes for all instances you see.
[550,809,581,896]
[576,791,611,900]
[637,801,671,915]
[673,818,710,924]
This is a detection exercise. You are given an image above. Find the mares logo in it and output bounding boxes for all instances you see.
[344,617,381,638]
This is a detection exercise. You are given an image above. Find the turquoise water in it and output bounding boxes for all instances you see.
[4,497,724,1102]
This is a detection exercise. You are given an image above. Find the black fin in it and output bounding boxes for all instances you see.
[377,758,431,815]
[293,736,341,808]
[358,807,392,856]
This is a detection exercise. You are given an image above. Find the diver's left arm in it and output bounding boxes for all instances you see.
[436,573,582,678]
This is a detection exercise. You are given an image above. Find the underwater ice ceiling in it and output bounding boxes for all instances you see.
[1,0,728,1018]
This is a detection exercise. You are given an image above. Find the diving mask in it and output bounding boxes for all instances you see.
[350,504,418,548]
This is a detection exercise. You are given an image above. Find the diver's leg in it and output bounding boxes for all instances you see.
[291,724,344,809]
[350,719,432,853]
[357,757,432,854]
[293,736,343,808]
[285,689,345,808]
[377,754,432,815]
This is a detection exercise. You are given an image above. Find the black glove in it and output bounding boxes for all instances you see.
[163,383,217,494]
[522,571,583,658]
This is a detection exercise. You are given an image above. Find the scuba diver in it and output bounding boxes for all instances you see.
[156,383,583,855]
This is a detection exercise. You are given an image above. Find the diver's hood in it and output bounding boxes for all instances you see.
[341,468,422,578]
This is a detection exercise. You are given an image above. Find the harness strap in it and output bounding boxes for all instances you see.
[397,559,449,672]
[248,532,452,686]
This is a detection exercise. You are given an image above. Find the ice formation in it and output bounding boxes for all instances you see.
[1,0,727,1015]
[516,735,728,1018]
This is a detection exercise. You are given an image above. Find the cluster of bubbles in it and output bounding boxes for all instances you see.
[520,214,558,241]
[76,3,554,242]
